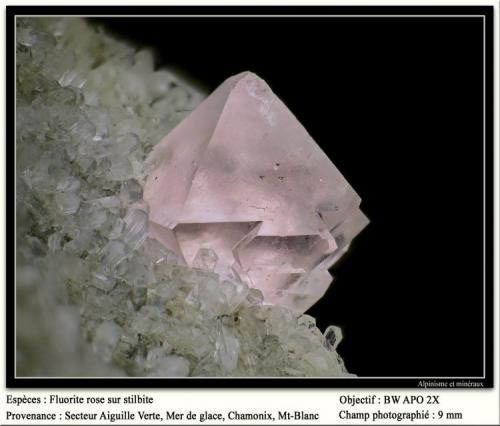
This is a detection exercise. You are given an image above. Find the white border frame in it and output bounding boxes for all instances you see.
[10,11,492,382]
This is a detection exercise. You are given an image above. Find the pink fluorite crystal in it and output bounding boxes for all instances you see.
[144,71,368,313]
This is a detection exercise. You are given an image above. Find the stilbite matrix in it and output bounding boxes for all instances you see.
[16,17,363,377]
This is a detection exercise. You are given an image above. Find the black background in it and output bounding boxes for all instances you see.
[90,15,487,379]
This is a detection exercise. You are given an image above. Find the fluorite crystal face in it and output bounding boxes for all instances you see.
[144,71,368,313]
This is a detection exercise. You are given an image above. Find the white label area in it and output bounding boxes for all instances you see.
[1,390,499,425]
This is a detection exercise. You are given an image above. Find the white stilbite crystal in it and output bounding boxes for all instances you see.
[324,325,343,351]
[93,321,123,362]
[215,325,240,373]
[148,355,190,377]
[54,190,80,215]
[145,72,368,313]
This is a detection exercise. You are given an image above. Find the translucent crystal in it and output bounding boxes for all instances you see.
[101,240,127,268]
[129,285,147,310]
[144,71,368,313]
[82,105,109,139]
[47,232,63,252]
[298,314,316,330]
[108,218,125,240]
[93,321,123,362]
[120,179,143,204]
[324,325,343,351]
[246,288,264,305]
[94,196,121,210]
[56,176,80,192]
[144,237,177,265]
[55,191,80,215]
[215,325,240,373]
[145,346,168,365]
[221,279,249,311]
[123,209,149,251]
[114,133,141,155]
[193,247,218,272]
[108,156,134,181]
[148,355,190,377]
[92,268,116,292]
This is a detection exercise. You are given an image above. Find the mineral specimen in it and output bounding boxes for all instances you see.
[145,71,368,313]
[16,17,359,378]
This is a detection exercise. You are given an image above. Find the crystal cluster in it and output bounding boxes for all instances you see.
[145,72,368,313]
[16,17,355,377]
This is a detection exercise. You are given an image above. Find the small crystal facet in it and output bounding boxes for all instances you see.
[324,325,343,351]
